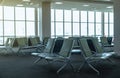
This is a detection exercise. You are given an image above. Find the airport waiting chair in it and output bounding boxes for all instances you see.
[90,37,115,55]
[16,37,43,54]
[28,37,42,46]
[100,37,114,52]
[31,38,56,63]
[28,37,45,52]
[78,38,115,75]
[41,39,74,74]
[100,37,109,46]
[16,37,29,53]
[0,38,15,54]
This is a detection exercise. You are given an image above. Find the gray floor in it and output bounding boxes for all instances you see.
[0,53,119,78]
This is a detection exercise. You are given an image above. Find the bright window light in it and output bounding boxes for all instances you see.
[55,2,63,4]
[83,5,89,7]
[23,0,30,2]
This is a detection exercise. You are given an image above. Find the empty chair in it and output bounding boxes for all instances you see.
[31,38,55,63]
[16,37,43,54]
[78,38,115,75]
[28,37,38,46]
[28,37,41,46]
[100,37,109,46]
[0,37,15,54]
[91,37,115,55]
[100,37,114,52]
[39,39,74,74]
[16,37,28,53]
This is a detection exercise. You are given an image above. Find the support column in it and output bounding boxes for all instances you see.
[40,2,51,40]
[114,0,120,55]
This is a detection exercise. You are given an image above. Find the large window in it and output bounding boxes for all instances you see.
[104,12,114,36]
[0,6,39,45]
[51,9,114,38]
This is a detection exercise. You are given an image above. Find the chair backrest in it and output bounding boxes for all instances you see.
[91,37,103,53]
[107,37,112,45]
[53,37,64,53]
[87,38,96,52]
[69,37,80,49]
[100,37,109,45]
[43,38,55,53]
[43,37,50,45]
[5,38,15,47]
[29,37,38,46]
[79,38,93,57]
[16,37,27,47]
[58,39,74,57]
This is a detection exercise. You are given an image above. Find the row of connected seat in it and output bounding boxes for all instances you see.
[31,37,116,75]
[100,36,114,52]
[0,36,115,74]
[0,36,46,54]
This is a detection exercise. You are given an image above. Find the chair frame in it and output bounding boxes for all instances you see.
[38,39,74,74]
[32,38,55,63]
[78,38,115,75]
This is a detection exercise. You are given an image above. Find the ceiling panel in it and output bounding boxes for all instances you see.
[0,0,113,12]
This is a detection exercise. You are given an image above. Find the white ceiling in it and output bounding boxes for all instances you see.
[0,0,113,12]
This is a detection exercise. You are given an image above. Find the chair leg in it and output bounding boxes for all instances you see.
[34,57,41,63]
[57,63,67,74]
[78,61,85,72]
[107,58,115,64]
[88,63,100,75]
[68,62,74,71]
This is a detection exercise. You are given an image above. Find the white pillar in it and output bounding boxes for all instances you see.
[114,0,120,55]
[40,2,51,40]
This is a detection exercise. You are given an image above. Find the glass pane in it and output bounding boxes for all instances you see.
[96,12,102,22]
[55,9,63,21]
[96,24,102,36]
[81,11,87,22]
[56,22,63,36]
[26,8,35,20]
[51,22,55,36]
[104,24,108,36]
[73,23,79,36]
[26,22,35,36]
[0,6,3,20]
[64,10,71,22]
[110,24,114,36]
[51,9,54,21]
[81,23,87,36]
[64,23,71,37]
[4,37,8,44]
[73,11,79,22]
[4,6,14,20]
[88,11,94,22]
[16,21,25,37]
[15,7,25,20]
[0,37,3,45]
[109,12,113,23]
[4,21,14,36]
[0,21,3,36]
[104,12,108,23]
[88,23,94,36]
